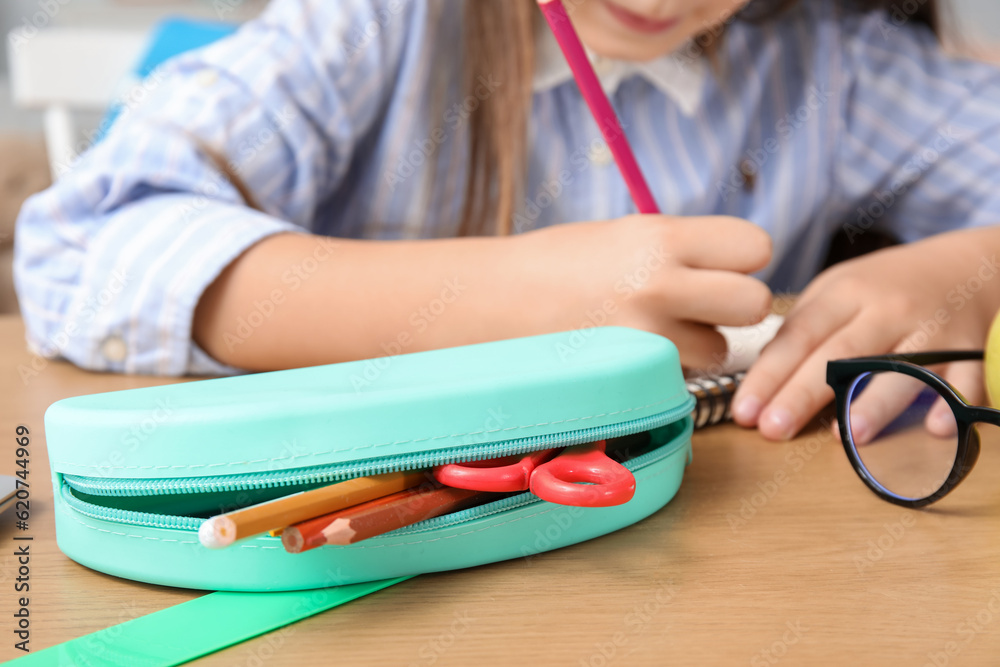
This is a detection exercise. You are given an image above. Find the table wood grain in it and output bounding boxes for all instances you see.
[0,313,998,665]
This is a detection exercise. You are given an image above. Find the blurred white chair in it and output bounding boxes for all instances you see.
[6,28,147,181]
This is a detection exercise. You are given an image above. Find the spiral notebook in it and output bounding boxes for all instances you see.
[688,313,784,429]
[687,372,745,430]
[0,476,17,516]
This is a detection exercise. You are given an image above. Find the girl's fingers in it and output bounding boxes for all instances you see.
[844,371,927,445]
[941,358,986,406]
[621,308,728,369]
[661,269,773,327]
[754,311,906,440]
[925,360,984,437]
[662,321,729,370]
[843,333,964,444]
[732,295,859,427]
[833,343,982,445]
[664,217,773,274]
[926,395,958,439]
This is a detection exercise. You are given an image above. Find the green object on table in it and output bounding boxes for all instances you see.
[47,328,694,592]
[11,576,412,666]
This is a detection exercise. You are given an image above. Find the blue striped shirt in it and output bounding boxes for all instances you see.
[13,0,1000,375]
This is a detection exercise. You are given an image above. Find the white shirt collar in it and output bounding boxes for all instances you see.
[532,22,708,117]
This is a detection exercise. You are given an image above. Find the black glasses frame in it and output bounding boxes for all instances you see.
[827,350,1000,508]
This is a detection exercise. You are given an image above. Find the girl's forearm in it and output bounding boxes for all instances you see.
[192,232,567,371]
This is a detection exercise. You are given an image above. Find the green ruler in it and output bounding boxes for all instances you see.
[11,577,412,666]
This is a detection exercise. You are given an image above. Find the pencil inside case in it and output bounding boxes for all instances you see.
[45,327,695,592]
[62,428,667,517]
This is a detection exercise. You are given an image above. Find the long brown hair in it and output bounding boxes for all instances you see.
[459,2,537,236]
[460,0,940,237]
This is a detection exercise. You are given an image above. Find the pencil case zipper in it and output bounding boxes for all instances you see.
[57,400,694,533]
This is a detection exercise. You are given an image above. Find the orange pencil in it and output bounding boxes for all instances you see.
[282,483,497,552]
[198,469,429,549]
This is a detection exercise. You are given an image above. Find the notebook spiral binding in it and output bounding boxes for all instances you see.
[687,372,746,430]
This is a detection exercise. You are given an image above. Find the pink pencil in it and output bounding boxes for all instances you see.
[537,0,660,214]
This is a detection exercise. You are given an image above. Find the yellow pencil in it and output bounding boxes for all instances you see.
[198,470,428,549]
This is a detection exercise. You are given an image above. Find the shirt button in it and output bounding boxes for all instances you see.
[589,142,614,166]
[101,336,128,363]
[196,69,219,88]
[591,54,613,76]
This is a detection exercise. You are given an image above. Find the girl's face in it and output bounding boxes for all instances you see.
[570,0,752,61]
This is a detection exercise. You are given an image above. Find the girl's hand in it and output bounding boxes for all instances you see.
[195,214,772,371]
[521,214,773,369]
[732,226,1000,441]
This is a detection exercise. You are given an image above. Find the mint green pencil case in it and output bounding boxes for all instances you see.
[44,327,695,591]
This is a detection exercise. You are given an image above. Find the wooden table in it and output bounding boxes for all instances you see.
[1,313,998,665]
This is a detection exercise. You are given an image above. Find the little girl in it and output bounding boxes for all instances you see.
[14,0,1000,441]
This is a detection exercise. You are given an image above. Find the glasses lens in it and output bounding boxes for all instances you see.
[845,369,960,501]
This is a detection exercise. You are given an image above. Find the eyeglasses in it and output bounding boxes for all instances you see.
[826,351,999,508]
